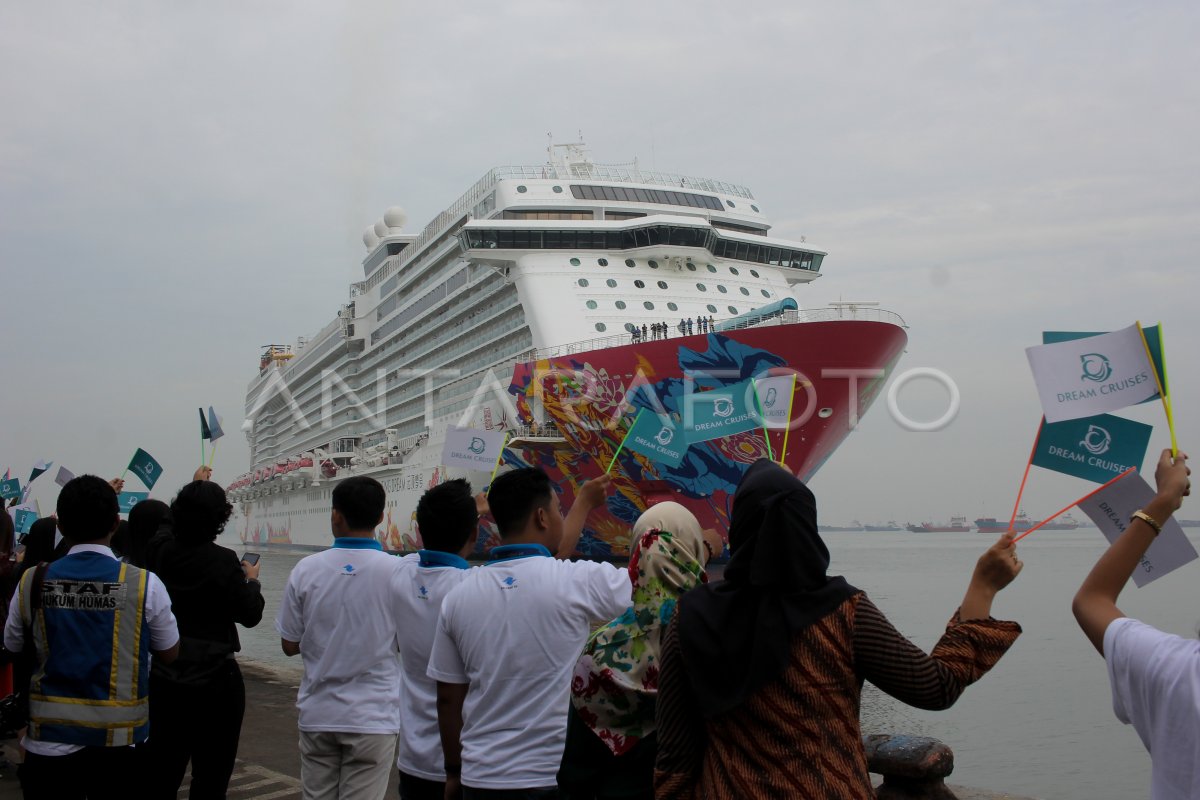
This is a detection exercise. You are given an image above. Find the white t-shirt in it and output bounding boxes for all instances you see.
[3,544,180,756]
[276,540,406,734]
[394,551,473,781]
[427,548,630,790]
[1105,616,1200,799]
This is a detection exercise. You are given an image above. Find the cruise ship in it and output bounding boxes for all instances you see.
[229,142,909,557]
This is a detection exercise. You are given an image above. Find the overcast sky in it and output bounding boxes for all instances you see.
[3,1,1198,526]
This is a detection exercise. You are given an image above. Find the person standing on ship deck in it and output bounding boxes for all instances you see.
[277,476,406,800]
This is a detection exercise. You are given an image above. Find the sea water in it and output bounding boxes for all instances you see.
[228,529,1200,799]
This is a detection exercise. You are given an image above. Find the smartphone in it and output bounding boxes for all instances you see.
[240,552,261,566]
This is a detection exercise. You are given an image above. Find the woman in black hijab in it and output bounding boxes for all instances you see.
[654,460,1024,799]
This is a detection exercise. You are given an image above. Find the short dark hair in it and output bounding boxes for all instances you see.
[416,479,477,554]
[332,477,386,532]
[57,475,119,543]
[171,481,233,544]
[127,499,171,568]
[487,468,554,539]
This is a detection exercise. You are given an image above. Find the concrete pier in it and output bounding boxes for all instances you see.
[0,662,1035,799]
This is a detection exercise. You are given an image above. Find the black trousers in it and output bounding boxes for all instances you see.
[463,788,559,799]
[399,770,446,800]
[19,745,138,800]
[143,659,246,799]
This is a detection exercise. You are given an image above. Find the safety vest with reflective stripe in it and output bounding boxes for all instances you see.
[19,552,151,747]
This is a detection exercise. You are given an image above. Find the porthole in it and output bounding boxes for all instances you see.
[657,281,668,289]
[625,323,637,332]
[598,258,609,266]
[595,323,607,332]
[761,289,771,298]
[578,278,589,287]
[751,204,760,212]
[717,285,728,294]
[729,267,739,276]
[728,306,738,314]
[707,264,717,273]
[606,279,618,288]
[686,263,697,271]
[625,259,636,267]
[553,185,563,193]
[586,300,598,309]
[750,269,760,278]
[517,185,528,193]
[818,407,834,419]
[570,258,581,266]
[726,200,736,208]
[740,287,750,296]
[696,283,707,292]
[706,304,718,313]
[615,300,627,309]
[644,301,655,310]
[634,279,645,288]
[667,302,678,311]
[648,260,659,269]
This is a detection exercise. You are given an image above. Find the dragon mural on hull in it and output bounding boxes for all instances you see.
[505,323,907,558]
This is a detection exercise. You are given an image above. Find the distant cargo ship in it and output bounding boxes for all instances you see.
[1180,520,1200,528]
[1038,513,1083,531]
[864,521,902,531]
[906,516,971,533]
[819,521,864,532]
[976,513,1033,534]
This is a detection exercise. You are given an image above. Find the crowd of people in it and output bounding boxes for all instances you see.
[630,316,718,343]
[0,447,1192,799]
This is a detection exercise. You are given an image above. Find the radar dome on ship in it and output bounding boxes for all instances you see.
[363,226,380,249]
[383,207,407,230]
[373,220,389,238]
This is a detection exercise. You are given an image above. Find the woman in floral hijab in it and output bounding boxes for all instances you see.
[558,501,716,799]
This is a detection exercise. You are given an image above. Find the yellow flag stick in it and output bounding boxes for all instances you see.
[486,433,510,492]
[605,409,643,475]
[750,381,774,462]
[779,374,799,465]
[1137,321,1177,457]
[207,439,219,469]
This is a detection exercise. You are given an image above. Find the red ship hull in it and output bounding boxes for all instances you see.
[503,320,908,558]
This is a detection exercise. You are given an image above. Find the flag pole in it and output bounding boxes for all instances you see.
[1008,418,1045,533]
[605,409,643,476]
[1013,467,1137,543]
[485,433,510,493]
[1137,321,1177,458]
[750,381,774,462]
[778,375,799,465]
[207,439,218,469]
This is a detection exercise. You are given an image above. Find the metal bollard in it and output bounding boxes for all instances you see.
[863,734,957,800]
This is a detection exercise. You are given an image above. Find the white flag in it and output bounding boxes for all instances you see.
[753,375,797,430]
[1076,472,1197,587]
[55,466,75,487]
[1025,323,1158,423]
[441,427,508,472]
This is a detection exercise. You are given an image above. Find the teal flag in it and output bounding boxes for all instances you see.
[1043,326,1164,402]
[683,379,761,444]
[14,509,38,534]
[624,412,687,468]
[127,448,164,490]
[1032,413,1153,484]
[0,479,20,501]
[117,491,150,514]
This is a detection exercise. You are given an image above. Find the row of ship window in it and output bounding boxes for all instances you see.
[578,277,769,298]
[511,183,762,214]
[571,257,759,277]
[461,226,821,272]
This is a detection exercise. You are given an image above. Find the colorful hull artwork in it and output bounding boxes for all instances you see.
[504,322,908,558]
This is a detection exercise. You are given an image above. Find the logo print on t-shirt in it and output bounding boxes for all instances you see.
[418,585,429,600]
[501,576,517,590]
[342,564,356,574]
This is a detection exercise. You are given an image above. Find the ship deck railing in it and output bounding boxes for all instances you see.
[493,165,754,199]
[523,306,907,363]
